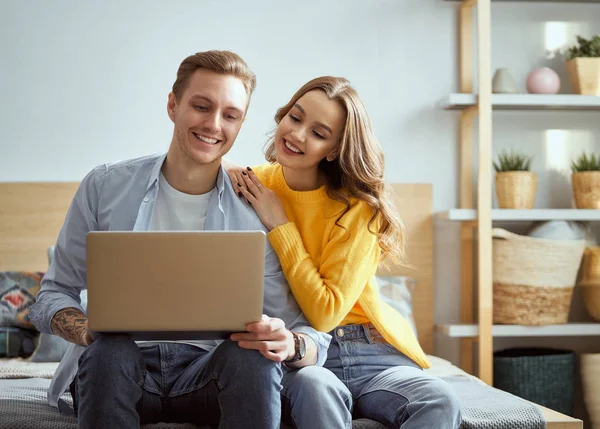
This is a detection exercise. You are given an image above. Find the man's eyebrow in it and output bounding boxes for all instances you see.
[292,103,332,134]
[190,94,244,115]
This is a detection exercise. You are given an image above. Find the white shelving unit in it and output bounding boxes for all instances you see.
[441,93,600,111]
[437,209,600,221]
[436,323,600,337]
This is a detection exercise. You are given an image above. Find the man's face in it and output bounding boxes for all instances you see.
[168,68,249,166]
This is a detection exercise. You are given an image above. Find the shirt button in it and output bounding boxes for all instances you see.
[337,328,344,337]
[143,197,150,203]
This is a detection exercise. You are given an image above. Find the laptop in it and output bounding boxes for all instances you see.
[86,230,265,341]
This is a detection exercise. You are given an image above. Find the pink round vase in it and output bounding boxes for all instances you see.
[526,67,561,94]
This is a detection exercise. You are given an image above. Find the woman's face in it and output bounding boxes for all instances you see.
[273,89,345,173]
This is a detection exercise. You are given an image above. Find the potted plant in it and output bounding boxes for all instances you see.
[493,150,536,209]
[571,151,600,208]
[566,34,600,95]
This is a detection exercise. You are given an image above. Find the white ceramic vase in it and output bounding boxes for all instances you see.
[492,68,519,93]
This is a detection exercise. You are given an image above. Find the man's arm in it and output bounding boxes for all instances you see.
[51,308,93,347]
[29,166,104,337]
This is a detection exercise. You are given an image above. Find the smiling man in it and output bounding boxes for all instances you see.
[29,50,353,429]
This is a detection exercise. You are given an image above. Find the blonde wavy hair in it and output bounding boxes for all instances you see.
[264,76,406,264]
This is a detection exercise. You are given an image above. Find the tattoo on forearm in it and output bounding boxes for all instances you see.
[51,308,88,346]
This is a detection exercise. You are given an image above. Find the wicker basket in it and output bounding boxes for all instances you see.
[494,347,575,416]
[495,171,537,209]
[572,172,600,209]
[581,353,600,429]
[492,228,586,325]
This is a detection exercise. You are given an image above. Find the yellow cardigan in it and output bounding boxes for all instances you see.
[252,163,430,369]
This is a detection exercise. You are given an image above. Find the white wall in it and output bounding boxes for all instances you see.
[2,0,600,407]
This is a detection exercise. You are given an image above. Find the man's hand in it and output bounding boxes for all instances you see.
[230,315,295,362]
[51,307,94,347]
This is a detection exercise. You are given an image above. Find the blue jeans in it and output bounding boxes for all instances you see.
[72,335,352,429]
[325,323,462,429]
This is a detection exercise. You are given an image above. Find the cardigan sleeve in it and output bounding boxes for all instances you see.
[267,201,380,332]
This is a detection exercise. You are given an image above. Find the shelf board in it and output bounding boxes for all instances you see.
[442,93,600,111]
[445,0,600,2]
[437,208,600,222]
[436,323,600,337]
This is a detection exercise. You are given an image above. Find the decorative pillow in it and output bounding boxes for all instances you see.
[376,275,417,334]
[0,272,44,330]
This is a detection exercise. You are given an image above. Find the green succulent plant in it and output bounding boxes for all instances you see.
[567,35,600,60]
[571,152,600,172]
[493,150,533,172]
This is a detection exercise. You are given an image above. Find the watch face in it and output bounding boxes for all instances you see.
[297,333,306,359]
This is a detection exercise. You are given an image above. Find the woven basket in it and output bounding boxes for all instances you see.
[492,228,586,325]
[572,172,600,209]
[495,171,537,209]
[494,347,575,416]
[581,353,600,429]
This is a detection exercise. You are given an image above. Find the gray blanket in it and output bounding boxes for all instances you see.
[0,376,545,429]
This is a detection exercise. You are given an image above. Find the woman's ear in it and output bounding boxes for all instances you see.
[326,149,339,162]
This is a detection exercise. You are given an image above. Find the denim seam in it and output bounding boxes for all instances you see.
[167,374,218,397]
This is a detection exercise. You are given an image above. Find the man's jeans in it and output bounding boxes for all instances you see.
[72,335,352,429]
[325,323,462,429]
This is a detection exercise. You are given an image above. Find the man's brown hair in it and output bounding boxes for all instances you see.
[172,50,257,101]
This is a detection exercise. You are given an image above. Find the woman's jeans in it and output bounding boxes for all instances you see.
[325,323,462,429]
[71,335,352,429]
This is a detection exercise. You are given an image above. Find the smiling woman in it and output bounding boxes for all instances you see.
[224,76,463,429]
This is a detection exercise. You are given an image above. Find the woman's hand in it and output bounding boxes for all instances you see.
[238,167,289,231]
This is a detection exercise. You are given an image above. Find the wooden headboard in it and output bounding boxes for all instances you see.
[0,182,434,354]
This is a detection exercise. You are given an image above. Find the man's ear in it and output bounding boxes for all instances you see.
[167,92,177,123]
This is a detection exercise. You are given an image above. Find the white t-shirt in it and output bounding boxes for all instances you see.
[141,172,218,351]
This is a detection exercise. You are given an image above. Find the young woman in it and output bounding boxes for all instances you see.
[226,76,461,429]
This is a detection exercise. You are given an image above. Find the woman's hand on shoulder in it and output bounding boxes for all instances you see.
[223,159,247,194]
[238,167,289,231]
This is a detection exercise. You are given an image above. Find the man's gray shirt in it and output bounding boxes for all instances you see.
[29,153,331,410]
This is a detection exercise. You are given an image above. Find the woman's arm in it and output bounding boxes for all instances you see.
[267,207,380,332]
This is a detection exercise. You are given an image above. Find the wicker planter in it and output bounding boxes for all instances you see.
[572,172,600,208]
[494,347,575,416]
[495,171,537,209]
[581,353,600,429]
[492,228,586,325]
[566,58,600,95]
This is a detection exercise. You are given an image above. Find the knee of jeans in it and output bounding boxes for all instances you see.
[218,340,280,375]
[81,334,139,367]
[427,378,462,420]
[291,367,351,404]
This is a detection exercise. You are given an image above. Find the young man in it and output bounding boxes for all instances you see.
[29,50,352,429]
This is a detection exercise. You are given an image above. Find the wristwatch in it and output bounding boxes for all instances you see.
[286,332,306,363]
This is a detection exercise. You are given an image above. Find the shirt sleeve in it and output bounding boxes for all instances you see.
[261,232,331,366]
[267,202,380,332]
[29,165,105,335]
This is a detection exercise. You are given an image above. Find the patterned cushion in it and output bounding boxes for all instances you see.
[0,272,44,330]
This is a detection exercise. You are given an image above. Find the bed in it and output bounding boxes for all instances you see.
[0,181,583,429]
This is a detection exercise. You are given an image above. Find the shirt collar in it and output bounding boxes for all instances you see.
[146,152,225,199]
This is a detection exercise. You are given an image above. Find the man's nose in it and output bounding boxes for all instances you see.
[203,112,220,133]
